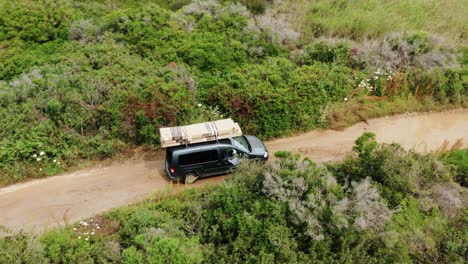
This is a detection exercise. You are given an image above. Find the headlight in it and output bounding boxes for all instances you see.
[263,151,268,158]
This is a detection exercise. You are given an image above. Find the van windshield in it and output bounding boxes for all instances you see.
[233,136,251,152]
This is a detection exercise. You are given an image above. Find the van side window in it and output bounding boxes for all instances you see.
[179,150,218,166]
[166,149,173,162]
[222,148,241,166]
[222,148,236,159]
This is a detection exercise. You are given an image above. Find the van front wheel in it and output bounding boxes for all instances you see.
[184,173,198,184]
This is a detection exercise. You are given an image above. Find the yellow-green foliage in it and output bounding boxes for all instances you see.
[298,0,467,44]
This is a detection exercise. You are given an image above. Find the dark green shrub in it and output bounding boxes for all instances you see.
[443,149,468,187]
[198,168,305,263]
[0,0,71,43]
[400,32,431,55]
[301,41,351,65]
[405,68,465,103]
[209,60,355,138]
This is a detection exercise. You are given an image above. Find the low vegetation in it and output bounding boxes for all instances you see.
[1,1,466,262]
[1,134,466,262]
[287,0,467,45]
[442,149,468,187]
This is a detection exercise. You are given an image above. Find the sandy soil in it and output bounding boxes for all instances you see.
[1,109,467,234]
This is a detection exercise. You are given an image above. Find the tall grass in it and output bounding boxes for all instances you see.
[326,95,467,130]
[287,0,467,45]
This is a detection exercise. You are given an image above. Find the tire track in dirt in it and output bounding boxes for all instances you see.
[1,109,467,234]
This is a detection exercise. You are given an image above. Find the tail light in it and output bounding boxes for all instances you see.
[169,167,175,175]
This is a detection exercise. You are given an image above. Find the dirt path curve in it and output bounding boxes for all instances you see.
[1,109,467,234]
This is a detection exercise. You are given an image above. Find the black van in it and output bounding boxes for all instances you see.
[165,135,268,183]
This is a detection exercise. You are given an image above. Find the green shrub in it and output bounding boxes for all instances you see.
[380,198,448,262]
[208,59,355,138]
[338,133,453,206]
[299,41,351,66]
[443,149,468,187]
[438,209,468,263]
[41,230,101,263]
[123,233,203,264]
[197,162,306,263]
[0,233,48,264]
[0,0,71,43]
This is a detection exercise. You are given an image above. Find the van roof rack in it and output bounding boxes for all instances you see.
[159,118,242,148]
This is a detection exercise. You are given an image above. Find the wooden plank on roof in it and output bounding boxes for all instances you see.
[159,118,242,148]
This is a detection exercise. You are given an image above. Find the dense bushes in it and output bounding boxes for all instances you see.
[0,0,71,43]
[1,138,466,262]
[207,59,356,137]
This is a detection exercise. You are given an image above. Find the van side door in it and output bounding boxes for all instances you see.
[178,149,221,177]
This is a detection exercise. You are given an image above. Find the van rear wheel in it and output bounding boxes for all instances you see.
[184,173,198,184]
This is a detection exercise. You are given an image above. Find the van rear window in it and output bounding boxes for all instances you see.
[179,150,218,166]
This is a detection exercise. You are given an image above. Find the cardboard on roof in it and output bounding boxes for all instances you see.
[159,119,242,148]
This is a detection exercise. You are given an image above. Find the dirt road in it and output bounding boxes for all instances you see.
[1,110,467,234]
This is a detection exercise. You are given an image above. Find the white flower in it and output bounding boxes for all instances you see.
[40,151,45,156]
[197,103,202,107]
[33,154,37,158]
[91,232,95,235]
[97,226,100,229]
[344,97,348,101]
[39,168,43,171]
[78,236,81,239]
[85,237,89,241]
[73,228,77,230]
[57,162,60,165]
[36,158,41,161]
[53,159,56,163]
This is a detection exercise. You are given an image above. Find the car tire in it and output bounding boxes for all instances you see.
[184,173,198,184]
